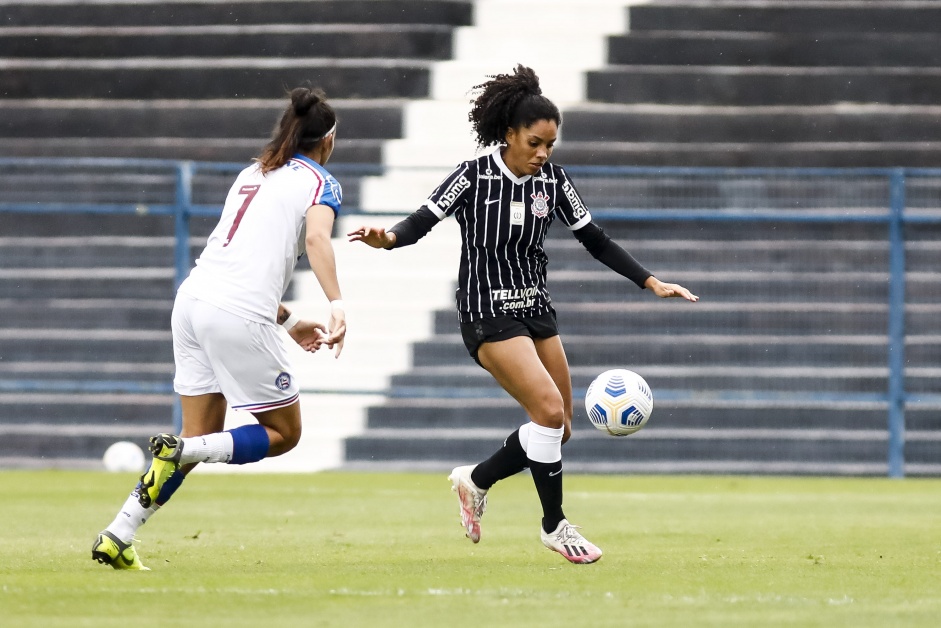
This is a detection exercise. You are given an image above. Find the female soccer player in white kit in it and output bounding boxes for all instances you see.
[92,86,347,570]
[350,66,697,564]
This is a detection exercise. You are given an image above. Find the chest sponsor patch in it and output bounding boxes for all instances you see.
[530,192,550,218]
[510,201,525,226]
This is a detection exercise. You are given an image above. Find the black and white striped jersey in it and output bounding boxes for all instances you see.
[424,149,592,323]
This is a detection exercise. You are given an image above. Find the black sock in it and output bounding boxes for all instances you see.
[470,428,528,490]
[529,459,565,534]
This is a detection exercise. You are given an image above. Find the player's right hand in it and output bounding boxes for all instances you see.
[347,226,395,249]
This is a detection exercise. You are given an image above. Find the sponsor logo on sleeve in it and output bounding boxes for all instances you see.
[562,180,588,219]
[437,175,471,209]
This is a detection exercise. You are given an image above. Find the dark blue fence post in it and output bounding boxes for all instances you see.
[886,169,907,478]
[171,162,194,434]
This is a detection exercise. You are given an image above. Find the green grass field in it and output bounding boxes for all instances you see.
[0,471,938,627]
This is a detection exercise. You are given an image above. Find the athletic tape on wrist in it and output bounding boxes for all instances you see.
[281,312,300,331]
[330,299,345,311]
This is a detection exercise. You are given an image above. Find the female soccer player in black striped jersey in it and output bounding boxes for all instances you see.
[349,65,697,565]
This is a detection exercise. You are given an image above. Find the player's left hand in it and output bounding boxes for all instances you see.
[324,308,346,358]
[645,276,699,302]
[289,320,328,352]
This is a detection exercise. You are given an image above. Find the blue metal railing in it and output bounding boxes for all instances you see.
[3,158,941,477]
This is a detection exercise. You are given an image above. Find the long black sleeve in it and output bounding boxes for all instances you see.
[387,207,439,248]
[573,222,652,289]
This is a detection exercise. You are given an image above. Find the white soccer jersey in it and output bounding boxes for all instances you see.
[178,155,342,324]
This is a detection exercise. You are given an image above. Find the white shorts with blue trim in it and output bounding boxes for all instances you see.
[171,293,299,412]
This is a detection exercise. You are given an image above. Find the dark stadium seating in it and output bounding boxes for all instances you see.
[0,0,471,161]
[0,0,471,466]
[345,211,941,475]
[553,1,941,167]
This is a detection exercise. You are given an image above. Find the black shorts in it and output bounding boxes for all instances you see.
[459,310,559,367]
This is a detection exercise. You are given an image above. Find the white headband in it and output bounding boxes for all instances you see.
[318,122,337,141]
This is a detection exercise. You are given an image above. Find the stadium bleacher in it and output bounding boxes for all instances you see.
[0,0,938,474]
[0,0,472,466]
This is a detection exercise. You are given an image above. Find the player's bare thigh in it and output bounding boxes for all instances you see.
[252,402,302,457]
[477,335,565,430]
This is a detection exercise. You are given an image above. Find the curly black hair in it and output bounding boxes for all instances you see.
[468,64,561,149]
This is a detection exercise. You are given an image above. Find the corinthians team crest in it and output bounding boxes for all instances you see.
[530,192,550,218]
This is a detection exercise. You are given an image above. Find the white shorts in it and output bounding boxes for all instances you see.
[171,293,299,412]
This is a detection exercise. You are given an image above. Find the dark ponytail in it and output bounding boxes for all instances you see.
[257,85,337,173]
[468,64,561,149]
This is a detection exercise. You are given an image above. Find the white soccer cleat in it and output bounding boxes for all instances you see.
[540,519,603,564]
[448,465,488,543]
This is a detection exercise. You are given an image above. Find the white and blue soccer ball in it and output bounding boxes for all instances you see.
[102,440,146,473]
[585,369,654,436]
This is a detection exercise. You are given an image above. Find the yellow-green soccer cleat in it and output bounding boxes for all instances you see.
[91,531,149,570]
[137,433,183,509]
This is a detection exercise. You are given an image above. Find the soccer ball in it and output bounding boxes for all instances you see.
[102,441,146,473]
[584,369,654,436]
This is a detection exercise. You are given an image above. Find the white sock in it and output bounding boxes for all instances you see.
[526,422,564,464]
[106,493,157,543]
[180,432,234,464]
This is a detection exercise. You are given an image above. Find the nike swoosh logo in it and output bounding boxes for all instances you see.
[549,469,562,477]
[485,199,500,205]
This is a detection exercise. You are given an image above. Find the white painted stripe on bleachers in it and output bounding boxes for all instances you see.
[0,361,173,374]
[0,58,434,69]
[0,97,409,109]
[0,236,173,247]
[347,427,893,441]
[0,392,170,404]
[0,423,169,436]
[0,24,451,36]
[0,298,168,309]
[0,329,170,340]
[0,268,172,279]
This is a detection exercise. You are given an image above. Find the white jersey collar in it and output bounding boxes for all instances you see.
[491,148,532,185]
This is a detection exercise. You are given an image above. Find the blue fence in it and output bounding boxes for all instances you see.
[2,158,940,476]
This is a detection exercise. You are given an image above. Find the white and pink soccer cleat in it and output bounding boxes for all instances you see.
[540,519,603,564]
[448,465,488,543]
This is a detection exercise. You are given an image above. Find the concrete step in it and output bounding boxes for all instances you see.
[433,302,893,336]
[560,104,941,144]
[344,427,892,471]
[410,333,893,367]
[0,59,431,100]
[0,25,453,60]
[608,31,941,67]
[389,364,890,395]
[0,297,171,328]
[541,271,893,303]
[0,329,172,362]
[0,0,473,28]
[628,3,941,34]
[0,99,404,139]
[0,137,383,165]
[543,238,889,272]
[552,141,941,168]
[0,271,174,299]
[0,392,172,423]
[0,237,174,267]
[359,398,941,431]
[587,66,941,106]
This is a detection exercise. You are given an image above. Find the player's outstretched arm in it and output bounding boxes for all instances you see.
[347,225,396,249]
[644,276,699,302]
[306,204,346,357]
